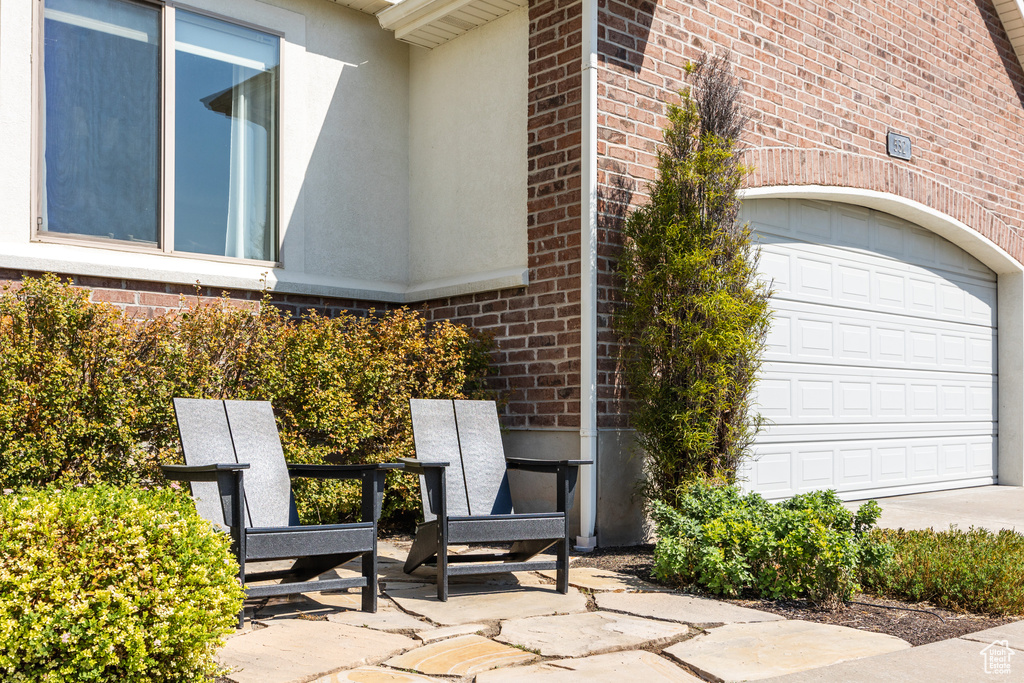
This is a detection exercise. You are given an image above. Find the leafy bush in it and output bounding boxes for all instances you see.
[0,276,163,488]
[863,527,1024,615]
[0,485,243,682]
[270,309,492,529]
[652,482,891,609]
[0,275,493,529]
[616,54,771,496]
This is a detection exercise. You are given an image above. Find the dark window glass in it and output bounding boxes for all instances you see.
[42,0,160,244]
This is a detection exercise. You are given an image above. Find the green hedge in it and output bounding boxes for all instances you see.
[863,527,1024,615]
[0,275,493,529]
[0,485,243,682]
[652,483,892,609]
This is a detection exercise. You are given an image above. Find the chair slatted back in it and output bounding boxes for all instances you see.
[223,400,297,528]
[173,398,240,528]
[174,398,298,530]
[409,399,470,520]
[453,400,513,516]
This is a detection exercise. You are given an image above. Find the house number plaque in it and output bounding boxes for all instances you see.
[886,132,912,160]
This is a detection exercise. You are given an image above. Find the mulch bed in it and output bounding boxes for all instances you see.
[572,544,1019,646]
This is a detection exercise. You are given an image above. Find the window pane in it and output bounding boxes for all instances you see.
[42,0,160,244]
[174,11,279,261]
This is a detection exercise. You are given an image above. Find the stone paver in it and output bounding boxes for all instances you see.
[415,622,489,643]
[476,650,703,682]
[538,567,672,592]
[262,591,435,634]
[218,619,417,683]
[311,667,443,682]
[758,637,1006,682]
[663,619,910,682]
[959,619,1024,651]
[380,563,549,588]
[378,562,437,584]
[596,591,783,627]
[496,610,690,658]
[376,541,412,564]
[327,607,432,633]
[253,594,346,621]
[383,634,539,676]
[385,584,588,625]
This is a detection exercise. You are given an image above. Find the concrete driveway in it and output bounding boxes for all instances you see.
[844,485,1024,533]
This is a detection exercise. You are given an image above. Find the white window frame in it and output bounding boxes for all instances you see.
[32,0,284,268]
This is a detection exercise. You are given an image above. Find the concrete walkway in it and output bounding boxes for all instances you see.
[845,485,1024,533]
[215,540,1022,683]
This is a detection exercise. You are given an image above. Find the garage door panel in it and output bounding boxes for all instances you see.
[838,265,871,303]
[760,238,997,327]
[744,435,997,497]
[911,445,939,477]
[752,203,997,284]
[840,447,872,484]
[795,202,832,240]
[752,366,995,423]
[742,199,998,500]
[836,209,871,248]
[765,304,996,373]
[754,421,996,443]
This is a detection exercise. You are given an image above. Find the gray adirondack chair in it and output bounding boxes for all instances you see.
[402,399,591,600]
[162,398,397,625]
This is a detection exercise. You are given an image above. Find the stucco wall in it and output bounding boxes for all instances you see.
[0,0,529,302]
[408,8,529,294]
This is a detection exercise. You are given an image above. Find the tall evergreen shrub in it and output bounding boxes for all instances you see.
[616,55,772,500]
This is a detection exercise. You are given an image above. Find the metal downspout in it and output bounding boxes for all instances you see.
[577,0,599,550]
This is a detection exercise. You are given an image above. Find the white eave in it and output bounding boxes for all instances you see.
[375,0,526,49]
[994,0,1024,68]
[328,0,395,17]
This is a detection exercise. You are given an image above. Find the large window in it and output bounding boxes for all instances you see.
[40,0,280,262]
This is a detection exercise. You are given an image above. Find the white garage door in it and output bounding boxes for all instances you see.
[740,199,998,500]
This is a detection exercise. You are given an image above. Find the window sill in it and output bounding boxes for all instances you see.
[10,239,527,304]
[33,233,281,269]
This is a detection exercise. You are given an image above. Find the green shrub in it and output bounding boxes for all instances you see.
[269,309,493,529]
[0,485,243,682]
[0,275,494,530]
[0,275,163,488]
[863,527,1024,615]
[652,482,891,609]
[616,54,771,496]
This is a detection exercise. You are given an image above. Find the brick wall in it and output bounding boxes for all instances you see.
[595,0,1024,427]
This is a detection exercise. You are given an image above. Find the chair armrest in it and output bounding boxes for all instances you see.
[162,463,249,482]
[505,458,592,472]
[286,463,403,480]
[397,457,450,475]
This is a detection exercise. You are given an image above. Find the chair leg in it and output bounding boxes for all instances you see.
[557,537,569,594]
[437,517,448,602]
[404,521,439,574]
[237,608,245,629]
[361,549,377,613]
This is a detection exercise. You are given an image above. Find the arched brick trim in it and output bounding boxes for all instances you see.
[741,147,1024,266]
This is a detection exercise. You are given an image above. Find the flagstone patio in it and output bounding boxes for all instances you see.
[215,540,1016,683]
